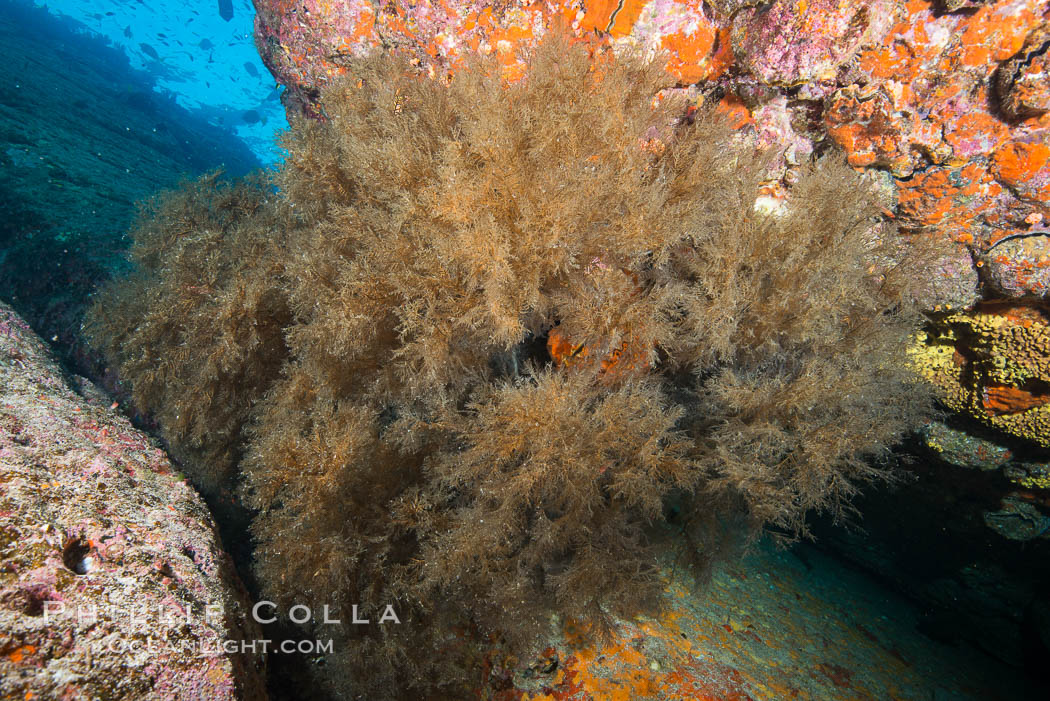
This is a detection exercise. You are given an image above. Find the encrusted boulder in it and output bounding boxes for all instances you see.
[997,25,1050,121]
[909,302,1050,447]
[921,420,1014,471]
[983,493,1050,540]
[981,232,1050,298]
[0,303,266,700]
[826,0,1049,255]
[252,0,733,116]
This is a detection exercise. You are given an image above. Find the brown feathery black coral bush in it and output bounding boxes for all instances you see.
[85,171,292,496]
[86,32,932,698]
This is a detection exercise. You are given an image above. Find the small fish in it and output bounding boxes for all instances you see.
[140,43,159,61]
[218,0,233,22]
[123,25,132,38]
[199,38,214,50]
[244,62,259,78]
[242,110,261,124]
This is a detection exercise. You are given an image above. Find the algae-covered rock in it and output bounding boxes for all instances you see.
[253,0,1048,304]
[731,0,898,86]
[981,233,1050,298]
[910,302,1050,447]
[921,420,1014,471]
[0,302,266,700]
[984,494,1050,540]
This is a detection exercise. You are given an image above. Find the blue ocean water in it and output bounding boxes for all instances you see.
[0,0,264,360]
[37,0,286,164]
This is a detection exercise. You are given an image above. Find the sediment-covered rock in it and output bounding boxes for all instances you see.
[480,541,1039,699]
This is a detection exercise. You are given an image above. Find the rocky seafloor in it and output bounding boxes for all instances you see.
[487,541,1040,699]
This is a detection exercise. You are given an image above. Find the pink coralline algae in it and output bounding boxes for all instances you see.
[731,0,899,86]
[0,302,267,700]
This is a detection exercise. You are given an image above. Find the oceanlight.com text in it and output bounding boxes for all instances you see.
[96,636,334,657]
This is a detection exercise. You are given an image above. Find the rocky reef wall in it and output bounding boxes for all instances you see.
[250,0,1049,427]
